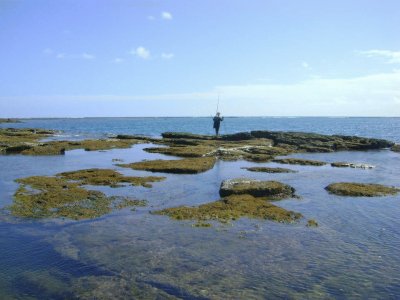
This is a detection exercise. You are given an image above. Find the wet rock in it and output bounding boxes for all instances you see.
[331,162,375,169]
[220,132,253,141]
[219,178,296,199]
[154,194,302,225]
[118,157,217,174]
[273,158,327,166]
[392,144,400,153]
[162,132,213,140]
[242,167,297,173]
[307,219,319,227]
[5,144,33,154]
[325,182,400,197]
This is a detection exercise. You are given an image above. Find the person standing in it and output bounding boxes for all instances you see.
[213,112,224,136]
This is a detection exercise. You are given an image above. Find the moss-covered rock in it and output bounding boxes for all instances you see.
[325,182,400,197]
[273,158,327,166]
[219,178,296,199]
[58,168,165,188]
[154,194,302,224]
[242,167,297,173]
[10,169,162,220]
[391,144,400,153]
[118,157,216,174]
[307,219,319,227]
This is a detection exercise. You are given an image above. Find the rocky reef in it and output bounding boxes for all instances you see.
[118,157,217,174]
[154,194,302,226]
[219,178,296,199]
[272,158,327,166]
[10,169,163,219]
[242,166,297,173]
[325,182,400,197]
[0,118,21,123]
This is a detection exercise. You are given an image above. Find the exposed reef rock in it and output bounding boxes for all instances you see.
[307,219,319,227]
[0,128,146,155]
[242,167,297,173]
[118,157,216,174]
[154,194,302,224]
[10,169,162,219]
[219,178,296,199]
[272,158,327,166]
[331,162,375,169]
[392,144,400,153]
[58,168,165,188]
[325,182,400,197]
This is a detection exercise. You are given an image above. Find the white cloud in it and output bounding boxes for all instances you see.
[81,53,95,60]
[131,46,150,59]
[112,58,124,64]
[359,49,400,64]
[161,53,174,59]
[302,61,310,69]
[5,71,399,117]
[161,11,173,20]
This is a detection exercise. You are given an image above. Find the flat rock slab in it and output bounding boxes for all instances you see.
[219,178,296,199]
[331,162,375,169]
[325,182,400,197]
[243,167,297,173]
[273,158,327,166]
[118,157,216,174]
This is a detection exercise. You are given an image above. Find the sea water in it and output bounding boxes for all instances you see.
[0,117,400,298]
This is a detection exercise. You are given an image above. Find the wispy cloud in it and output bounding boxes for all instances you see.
[131,46,150,59]
[161,11,173,20]
[161,53,174,59]
[44,50,95,60]
[81,53,95,60]
[112,58,124,64]
[358,49,400,64]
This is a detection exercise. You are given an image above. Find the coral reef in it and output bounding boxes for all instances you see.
[325,182,400,197]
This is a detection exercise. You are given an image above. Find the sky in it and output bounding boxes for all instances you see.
[0,0,399,117]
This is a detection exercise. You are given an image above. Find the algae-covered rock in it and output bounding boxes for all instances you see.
[242,167,297,173]
[391,144,400,153]
[161,132,213,140]
[118,157,216,174]
[331,162,375,169]
[307,219,319,227]
[325,182,400,197]
[58,168,165,188]
[219,178,296,199]
[273,158,326,166]
[154,194,302,224]
[10,169,161,220]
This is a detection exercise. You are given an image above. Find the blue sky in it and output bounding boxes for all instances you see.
[1,0,399,117]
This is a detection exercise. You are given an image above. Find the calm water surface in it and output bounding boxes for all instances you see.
[0,118,400,299]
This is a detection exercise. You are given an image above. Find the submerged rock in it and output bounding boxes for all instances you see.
[154,194,302,224]
[10,169,162,220]
[242,167,297,173]
[331,162,375,169]
[272,158,327,166]
[307,219,319,227]
[219,178,296,199]
[325,182,400,197]
[118,157,216,174]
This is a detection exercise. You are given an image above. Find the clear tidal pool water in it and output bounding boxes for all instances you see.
[1,118,400,299]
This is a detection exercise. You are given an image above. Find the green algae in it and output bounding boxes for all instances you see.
[118,157,217,174]
[307,219,319,227]
[219,178,296,199]
[58,168,165,188]
[154,194,302,225]
[10,169,162,220]
[325,182,400,197]
[242,167,297,173]
[272,158,327,166]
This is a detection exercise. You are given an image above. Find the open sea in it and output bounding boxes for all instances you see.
[1,117,400,299]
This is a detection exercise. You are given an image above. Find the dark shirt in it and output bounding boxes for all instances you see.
[213,116,223,128]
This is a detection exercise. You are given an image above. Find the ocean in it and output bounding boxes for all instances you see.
[0,117,399,298]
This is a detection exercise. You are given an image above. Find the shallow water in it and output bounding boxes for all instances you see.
[1,118,400,298]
